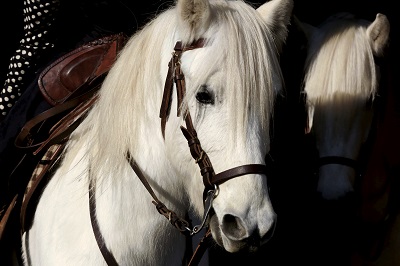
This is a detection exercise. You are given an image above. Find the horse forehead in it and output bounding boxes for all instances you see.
[314,96,369,117]
[181,48,219,71]
[313,99,372,142]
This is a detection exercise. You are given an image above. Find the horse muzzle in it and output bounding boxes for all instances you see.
[208,208,277,253]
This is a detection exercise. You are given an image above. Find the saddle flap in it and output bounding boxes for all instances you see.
[38,33,126,106]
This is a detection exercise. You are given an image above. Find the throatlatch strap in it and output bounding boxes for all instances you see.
[127,154,191,234]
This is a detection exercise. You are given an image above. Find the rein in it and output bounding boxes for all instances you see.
[89,39,269,265]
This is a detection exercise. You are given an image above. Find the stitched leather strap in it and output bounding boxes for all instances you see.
[159,39,206,138]
[180,126,215,190]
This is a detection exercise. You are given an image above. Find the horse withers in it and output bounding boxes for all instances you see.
[21,0,294,265]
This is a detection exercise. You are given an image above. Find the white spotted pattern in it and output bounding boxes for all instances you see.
[0,0,60,118]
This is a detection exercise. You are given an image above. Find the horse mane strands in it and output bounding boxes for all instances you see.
[182,1,282,146]
[78,0,283,182]
[304,17,378,104]
[81,7,180,182]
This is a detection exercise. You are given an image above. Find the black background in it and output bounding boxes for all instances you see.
[1,0,398,85]
[0,1,398,265]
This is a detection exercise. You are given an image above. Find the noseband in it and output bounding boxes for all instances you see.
[318,156,359,170]
[315,98,378,181]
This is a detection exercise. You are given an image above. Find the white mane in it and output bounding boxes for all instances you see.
[304,16,378,104]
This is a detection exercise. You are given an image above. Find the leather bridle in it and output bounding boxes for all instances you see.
[89,39,270,265]
[318,156,359,171]
[313,98,378,190]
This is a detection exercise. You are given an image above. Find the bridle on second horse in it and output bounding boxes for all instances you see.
[89,39,270,265]
[311,96,378,192]
[317,156,359,173]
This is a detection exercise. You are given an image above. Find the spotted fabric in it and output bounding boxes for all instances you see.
[0,0,60,119]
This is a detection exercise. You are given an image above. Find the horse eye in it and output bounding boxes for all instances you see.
[196,87,214,105]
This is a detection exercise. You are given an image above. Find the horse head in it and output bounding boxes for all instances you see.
[160,0,294,252]
[299,13,390,200]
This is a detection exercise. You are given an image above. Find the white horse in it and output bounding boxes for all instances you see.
[21,0,294,265]
[300,12,390,200]
[296,13,400,266]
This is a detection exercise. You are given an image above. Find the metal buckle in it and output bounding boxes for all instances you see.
[190,184,218,235]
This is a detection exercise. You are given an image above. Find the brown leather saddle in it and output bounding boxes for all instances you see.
[0,32,127,245]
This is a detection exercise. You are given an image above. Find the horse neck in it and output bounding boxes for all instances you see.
[91,133,188,264]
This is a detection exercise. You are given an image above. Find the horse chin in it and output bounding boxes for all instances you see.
[208,212,275,253]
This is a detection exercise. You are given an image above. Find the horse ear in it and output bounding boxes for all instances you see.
[256,0,294,51]
[293,16,316,43]
[366,13,390,57]
[177,0,211,41]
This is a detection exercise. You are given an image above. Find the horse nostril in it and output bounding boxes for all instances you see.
[221,214,247,240]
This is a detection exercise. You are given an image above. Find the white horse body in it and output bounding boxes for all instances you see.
[301,13,390,200]
[22,0,293,265]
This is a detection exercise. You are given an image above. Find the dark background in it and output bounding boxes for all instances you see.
[1,0,398,85]
[0,1,398,265]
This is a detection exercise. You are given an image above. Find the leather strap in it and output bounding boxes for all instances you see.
[127,154,191,234]
[159,55,175,138]
[88,154,195,266]
[15,88,99,152]
[180,126,215,190]
[20,143,66,233]
[159,39,206,138]
[212,164,268,185]
[0,195,18,240]
[318,156,358,169]
[89,178,119,266]
[187,228,212,266]
[31,95,98,155]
